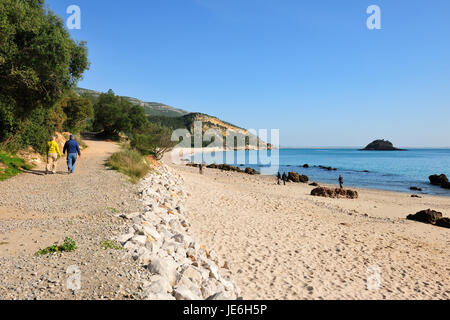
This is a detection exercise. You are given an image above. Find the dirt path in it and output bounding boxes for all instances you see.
[0,138,146,300]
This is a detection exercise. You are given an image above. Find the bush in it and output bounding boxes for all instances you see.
[105,149,151,183]
[35,237,77,256]
[131,124,175,160]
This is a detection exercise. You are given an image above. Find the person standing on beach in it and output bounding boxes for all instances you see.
[282,172,287,185]
[46,136,62,174]
[199,164,204,175]
[63,135,81,174]
[277,172,281,185]
[339,175,344,189]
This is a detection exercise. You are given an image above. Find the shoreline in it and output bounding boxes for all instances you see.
[169,148,450,198]
[165,155,450,299]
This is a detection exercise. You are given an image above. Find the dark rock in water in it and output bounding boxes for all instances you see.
[309,182,319,187]
[361,139,405,151]
[318,165,335,171]
[288,172,309,183]
[436,218,450,228]
[429,174,448,186]
[363,170,370,173]
[311,187,358,199]
[441,181,450,189]
[303,164,309,168]
[410,186,422,191]
[407,209,443,225]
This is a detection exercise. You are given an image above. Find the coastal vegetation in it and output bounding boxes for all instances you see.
[105,148,151,183]
[35,237,77,256]
[101,240,123,251]
[0,0,90,154]
[0,0,175,181]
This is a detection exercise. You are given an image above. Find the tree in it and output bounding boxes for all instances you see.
[129,104,148,132]
[61,93,94,133]
[0,0,89,151]
[93,90,133,137]
[131,123,176,160]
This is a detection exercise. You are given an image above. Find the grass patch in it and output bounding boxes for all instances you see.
[0,151,33,181]
[35,237,77,256]
[108,207,120,214]
[105,148,151,183]
[101,240,122,250]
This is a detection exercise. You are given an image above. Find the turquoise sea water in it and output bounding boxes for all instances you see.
[195,149,450,196]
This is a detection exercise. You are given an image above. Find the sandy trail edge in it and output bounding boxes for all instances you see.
[0,138,144,300]
[165,157,450,300]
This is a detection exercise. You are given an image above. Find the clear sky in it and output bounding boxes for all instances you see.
[46,0,450,147]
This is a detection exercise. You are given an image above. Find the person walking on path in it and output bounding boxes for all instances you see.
[277,172,281,185]
[282,172,287,186]
[339,175,344,189]
[46,136,62,174]
[63,135,81,174]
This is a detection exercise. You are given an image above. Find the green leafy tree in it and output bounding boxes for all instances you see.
[93,90,130,136]
[62,93,94,133]
[93,90,150,137]
[0,0,89,150]
[129,104,148,132]
[131,123,176,160]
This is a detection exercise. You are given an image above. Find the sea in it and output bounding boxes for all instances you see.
[192,148,450,196]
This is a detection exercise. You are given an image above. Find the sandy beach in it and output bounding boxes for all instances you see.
[166,157,450,300]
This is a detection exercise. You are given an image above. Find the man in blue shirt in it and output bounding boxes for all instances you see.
[63,135,81,174]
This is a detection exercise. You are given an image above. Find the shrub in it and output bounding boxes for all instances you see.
[105,149,151,183]
[101,240,122,250]
[131,124,175,160]
[35,237,77,256]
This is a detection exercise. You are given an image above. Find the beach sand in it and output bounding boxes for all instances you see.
[166,157,450,300]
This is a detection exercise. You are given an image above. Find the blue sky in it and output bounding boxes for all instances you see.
[46,0,450,147]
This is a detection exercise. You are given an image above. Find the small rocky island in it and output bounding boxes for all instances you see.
[361,139,406,151]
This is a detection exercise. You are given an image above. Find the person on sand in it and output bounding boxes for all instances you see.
[199,163,204,175]
[282,172,287,186]
[63,135,81,174]
[339,175,344,189]
[46,136,62,175]
[277,172,281,185]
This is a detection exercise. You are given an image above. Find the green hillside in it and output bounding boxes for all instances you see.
[75,88,188,118]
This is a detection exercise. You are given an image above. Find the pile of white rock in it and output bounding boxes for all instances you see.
[116,164,241,300]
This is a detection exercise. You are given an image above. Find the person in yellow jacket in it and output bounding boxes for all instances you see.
[46,136,62,174]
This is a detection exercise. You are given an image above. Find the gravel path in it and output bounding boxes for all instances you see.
[0,137,146,300]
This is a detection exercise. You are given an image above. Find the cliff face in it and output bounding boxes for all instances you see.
[361,139,405,151]
[185,113,268,149]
